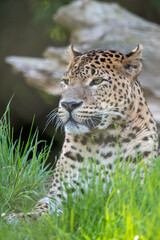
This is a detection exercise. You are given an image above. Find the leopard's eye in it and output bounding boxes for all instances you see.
[62,79,69,85]
[90,78,103,86]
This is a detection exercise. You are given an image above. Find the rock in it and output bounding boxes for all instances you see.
[5,0,160,121]
[55,0,160,99]
[5,55,65,96]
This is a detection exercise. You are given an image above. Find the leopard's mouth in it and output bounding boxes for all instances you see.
[64,115,102,134]
[65,116,78,125]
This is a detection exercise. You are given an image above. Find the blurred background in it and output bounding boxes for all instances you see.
[0,0,160,165]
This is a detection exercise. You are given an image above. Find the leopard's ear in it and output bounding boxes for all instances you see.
[68,44,82,59]
[122,44,143,78]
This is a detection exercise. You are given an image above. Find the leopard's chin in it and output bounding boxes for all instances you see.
[64,120,90,135]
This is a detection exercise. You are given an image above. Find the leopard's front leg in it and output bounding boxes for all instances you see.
[3,197,62,223]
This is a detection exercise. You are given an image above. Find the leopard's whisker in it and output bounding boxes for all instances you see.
[89,119,95,128]
[55,117,64,133]
[43,108,60,133]
[97,109,127,119]
[47,108,58,118]
[85,116,101,129]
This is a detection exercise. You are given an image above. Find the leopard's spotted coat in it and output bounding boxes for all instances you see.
[7,45,159,222]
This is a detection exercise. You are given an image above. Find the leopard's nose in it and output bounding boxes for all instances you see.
[61,100,83,112]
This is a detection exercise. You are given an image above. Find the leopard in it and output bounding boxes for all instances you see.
[5,44,159,222]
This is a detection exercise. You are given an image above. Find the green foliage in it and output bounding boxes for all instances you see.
[30,0,72,44]
[0,105,53,215]
[1,143,160,239]
[0,106,160,239]
[151,0,160,17]
[30,0,72,24]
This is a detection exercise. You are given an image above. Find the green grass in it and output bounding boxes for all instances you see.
[0,106,53,215]
[0,107,160,240]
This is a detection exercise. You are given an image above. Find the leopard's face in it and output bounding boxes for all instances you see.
[58,46,142,134]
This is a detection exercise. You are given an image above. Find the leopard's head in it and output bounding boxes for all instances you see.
[58,45,143,134]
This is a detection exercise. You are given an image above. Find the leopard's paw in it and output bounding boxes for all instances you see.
[1,212,26,224]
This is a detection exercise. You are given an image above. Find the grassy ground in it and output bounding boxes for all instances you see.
[0,107,160,240]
